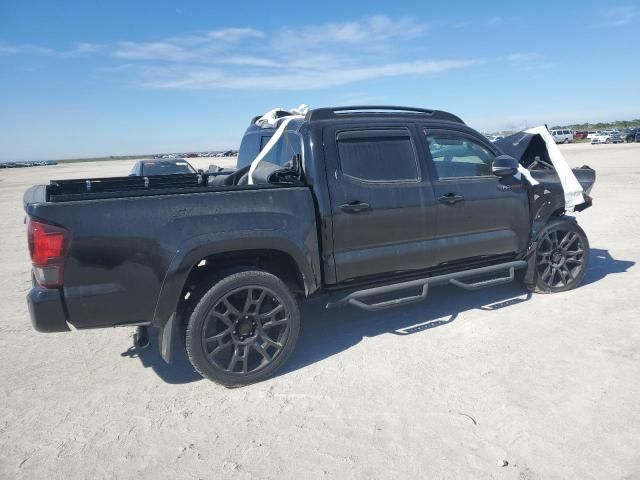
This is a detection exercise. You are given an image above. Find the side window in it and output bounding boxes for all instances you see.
[425,132,496,179]
[237,133,258,169]
[279,131,303,167]
[336,130,419,182]
[259,135,272,151]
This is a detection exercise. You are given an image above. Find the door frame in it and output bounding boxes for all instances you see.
[321,121,438,283]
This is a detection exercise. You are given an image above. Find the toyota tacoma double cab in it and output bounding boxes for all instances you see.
[23,106,595,386]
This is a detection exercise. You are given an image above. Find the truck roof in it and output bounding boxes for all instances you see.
[249,105,465,127]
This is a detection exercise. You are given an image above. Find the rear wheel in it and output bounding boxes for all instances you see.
[186,270,300,386]
[530,218,589,293]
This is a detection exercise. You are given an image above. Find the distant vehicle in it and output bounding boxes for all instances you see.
[129,159,198,176]
[590,132,624,144]
[574,131,588,140]
[550,129,573,144]
[635,131,640,142]
[621,128,640,142]
[586,131,602,139]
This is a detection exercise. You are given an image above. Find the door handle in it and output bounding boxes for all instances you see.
[340,201,371,213]
[438,193,464,205]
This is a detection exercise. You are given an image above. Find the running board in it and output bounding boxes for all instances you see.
[326,260,527,312]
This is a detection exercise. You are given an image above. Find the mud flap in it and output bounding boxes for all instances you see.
[523,251,537,290]
[159,313,179,364]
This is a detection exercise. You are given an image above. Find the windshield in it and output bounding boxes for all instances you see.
[141,160,195,175]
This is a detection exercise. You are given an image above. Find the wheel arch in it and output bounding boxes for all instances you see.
[152,232,320,329]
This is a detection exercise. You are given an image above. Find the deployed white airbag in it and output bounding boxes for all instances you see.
[248,105,308,185]
[524,126,585,210]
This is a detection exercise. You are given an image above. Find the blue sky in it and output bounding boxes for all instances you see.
[0,0,638,161]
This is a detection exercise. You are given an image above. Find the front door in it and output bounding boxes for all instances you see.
[422,128,530,266]
[323,124,438,282]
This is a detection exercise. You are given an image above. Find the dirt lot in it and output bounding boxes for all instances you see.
[1,143,639,479]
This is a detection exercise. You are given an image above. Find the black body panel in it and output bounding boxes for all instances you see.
[27,287,70,332]
[322,121,439,282]
[25,186,320,329]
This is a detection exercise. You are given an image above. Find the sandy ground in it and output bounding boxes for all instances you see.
[1,143,639,479]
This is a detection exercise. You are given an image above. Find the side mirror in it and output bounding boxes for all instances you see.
[492,155,519,177]
[197,169,204,173]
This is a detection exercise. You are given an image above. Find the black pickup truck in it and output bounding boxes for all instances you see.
[23,106,595,386]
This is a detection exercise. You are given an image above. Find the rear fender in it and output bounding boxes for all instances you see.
[152,229,320,329]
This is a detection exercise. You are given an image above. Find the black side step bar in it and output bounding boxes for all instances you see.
[326,260,527,312]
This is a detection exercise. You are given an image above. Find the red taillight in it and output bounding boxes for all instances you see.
[27,219,69,288]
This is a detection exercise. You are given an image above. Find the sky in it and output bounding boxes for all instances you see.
[0,0,638,161]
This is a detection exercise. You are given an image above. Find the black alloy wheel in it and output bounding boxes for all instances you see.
[534,219,589,292]
[186,270,300,386]
[202,286,289,375]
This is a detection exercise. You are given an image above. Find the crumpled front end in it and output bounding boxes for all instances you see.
[495,128,595,212]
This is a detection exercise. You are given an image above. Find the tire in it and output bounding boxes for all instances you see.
[528,217,590,294]
[185,269,300,386]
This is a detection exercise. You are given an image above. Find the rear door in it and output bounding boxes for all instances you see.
[422,128,530,266]
[323,124,438,282]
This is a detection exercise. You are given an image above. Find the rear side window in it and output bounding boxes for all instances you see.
[237,133,259,169]
[425,133,495,179]
[258,131,302,167]
[336,129,419,182]
[259,135,273,151]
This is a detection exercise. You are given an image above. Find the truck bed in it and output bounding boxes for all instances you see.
[27,172,283,203]
[24,182,321,330]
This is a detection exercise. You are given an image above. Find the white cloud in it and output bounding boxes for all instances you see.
[205,28,264,41]
[1,16,480,91]
[505,52,552,70]
[142,59,480,91]
[603,6,637,26]
[275,15,425,50]
[112,27,265,61]
[0,41,102,58]
[214,56,281,67]
[506,52,539,63]
[114,41,196,61]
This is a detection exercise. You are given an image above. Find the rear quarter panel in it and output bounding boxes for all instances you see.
[25,187,319,329]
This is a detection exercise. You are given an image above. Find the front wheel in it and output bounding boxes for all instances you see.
[185,270,300,386]
[529,217,590,293]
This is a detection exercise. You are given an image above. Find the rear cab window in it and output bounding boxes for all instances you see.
[336,129,420,182]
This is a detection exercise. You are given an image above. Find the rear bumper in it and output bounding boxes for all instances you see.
[27,287,70,332]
